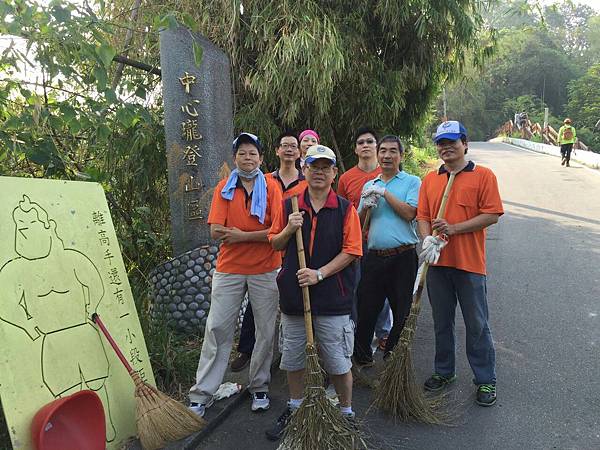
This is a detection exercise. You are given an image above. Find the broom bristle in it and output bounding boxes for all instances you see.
[133,375,206,450]
[373,304,447,424]
[277,344,366,450]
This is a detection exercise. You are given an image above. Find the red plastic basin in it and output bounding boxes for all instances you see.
[31,390,106,450]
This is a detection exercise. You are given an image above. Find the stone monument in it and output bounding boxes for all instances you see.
[149,27,233,333]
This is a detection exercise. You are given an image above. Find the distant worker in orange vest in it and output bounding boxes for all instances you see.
[558,118,577,167]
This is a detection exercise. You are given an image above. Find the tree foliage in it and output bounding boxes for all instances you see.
[438,0,600,146]
[108,0,492,167]
[566,64,600,149]
[0,0,171,305]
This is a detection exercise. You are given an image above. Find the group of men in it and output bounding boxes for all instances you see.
[187,121,504,441]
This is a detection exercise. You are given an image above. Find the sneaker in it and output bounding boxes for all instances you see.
[423,373,457,392]
[476,384,497,406]
[265,406,293,441]
[230,352,251,372]
[342,411,357,429]
[251,392,270,412]
[188,397,214,417]
[377,335,388,351]
[566,162,570,167]
[561,157,566,166]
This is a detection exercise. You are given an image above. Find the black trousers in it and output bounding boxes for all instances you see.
[237,303,256,355]
[353,248,418,363]
[561,143,573,164]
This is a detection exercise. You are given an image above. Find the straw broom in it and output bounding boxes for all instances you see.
[373,171,456,423]
[93,314,205,450]
[278,196,365,450]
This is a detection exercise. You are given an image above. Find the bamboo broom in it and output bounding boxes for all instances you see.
[93,314,205,450]
[278,196,365,450]
[373,171,457,423]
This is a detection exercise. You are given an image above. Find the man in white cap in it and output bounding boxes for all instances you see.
[265,144,363,441]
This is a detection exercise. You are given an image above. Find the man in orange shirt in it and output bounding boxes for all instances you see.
[265,145,362,441]
[338,127,391,348]
[189,132,282,416]
[230,131,308,372]
[417,121,504,407]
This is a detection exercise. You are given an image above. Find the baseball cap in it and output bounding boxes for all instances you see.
[232,132,263,153]
[433,121,468,143]
[305,145,336,165]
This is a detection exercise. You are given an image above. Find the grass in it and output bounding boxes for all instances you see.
[405,144,439,178]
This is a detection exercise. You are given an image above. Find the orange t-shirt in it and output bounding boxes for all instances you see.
[208,176,282,274]
[337,165,382,209]
[416,162,503,275]
[268,188,363,258]
[265,170,308,200]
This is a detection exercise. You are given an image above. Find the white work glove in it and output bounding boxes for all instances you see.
[420,235,448,264]
[359,194,379,212]
[359,185,385,212]
[362,185,386,198]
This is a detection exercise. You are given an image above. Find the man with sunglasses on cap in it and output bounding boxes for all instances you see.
[188,132,282,416]
[417,121,503,406]
[265,144,362,441]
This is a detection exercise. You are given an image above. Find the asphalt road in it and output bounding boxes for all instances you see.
[196,142,600,450]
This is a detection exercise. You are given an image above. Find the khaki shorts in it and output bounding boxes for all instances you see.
[279,313,354,375]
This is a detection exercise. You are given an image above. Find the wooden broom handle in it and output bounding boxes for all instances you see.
[291,196,315,345]
[435,171,457,225]
[93,313,136,375]
[362,209,372,240]
[414,171,457,297]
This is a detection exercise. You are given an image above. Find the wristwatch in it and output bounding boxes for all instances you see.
[316,269,324,282]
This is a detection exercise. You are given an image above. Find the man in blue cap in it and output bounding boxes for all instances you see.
[417,121,504,406]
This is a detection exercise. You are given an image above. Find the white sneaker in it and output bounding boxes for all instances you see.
[189,397,214,417]
[251,392,270,411]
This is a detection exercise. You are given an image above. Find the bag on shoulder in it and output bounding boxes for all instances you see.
[563,127,574,140]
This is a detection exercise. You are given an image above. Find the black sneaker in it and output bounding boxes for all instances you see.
[476,384,497,406]
[265,406,293,441]
[423,373,457,392]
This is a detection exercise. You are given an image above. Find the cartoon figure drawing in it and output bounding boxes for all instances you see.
[0,195,116,442]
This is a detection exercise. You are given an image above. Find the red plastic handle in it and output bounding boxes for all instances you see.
[92,313,135,374]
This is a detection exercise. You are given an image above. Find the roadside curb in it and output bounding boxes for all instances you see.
[182,387,250,450]
[492,137,600,171]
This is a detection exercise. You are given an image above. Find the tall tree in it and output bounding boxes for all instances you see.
[108,0,492,166]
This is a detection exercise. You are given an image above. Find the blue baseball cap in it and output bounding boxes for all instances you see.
[233,132,263,153]
[433,121,468,143]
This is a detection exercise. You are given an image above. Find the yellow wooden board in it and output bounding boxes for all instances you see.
[0,176,155,449]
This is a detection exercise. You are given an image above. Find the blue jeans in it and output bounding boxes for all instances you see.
[426,266,496,385]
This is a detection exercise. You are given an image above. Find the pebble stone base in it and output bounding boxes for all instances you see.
[149,244,219,334]
[149,245,249,334]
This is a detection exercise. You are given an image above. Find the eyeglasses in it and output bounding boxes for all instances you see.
[307,164,334,174]
[356,138,376,146]
[280,144,298,150]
